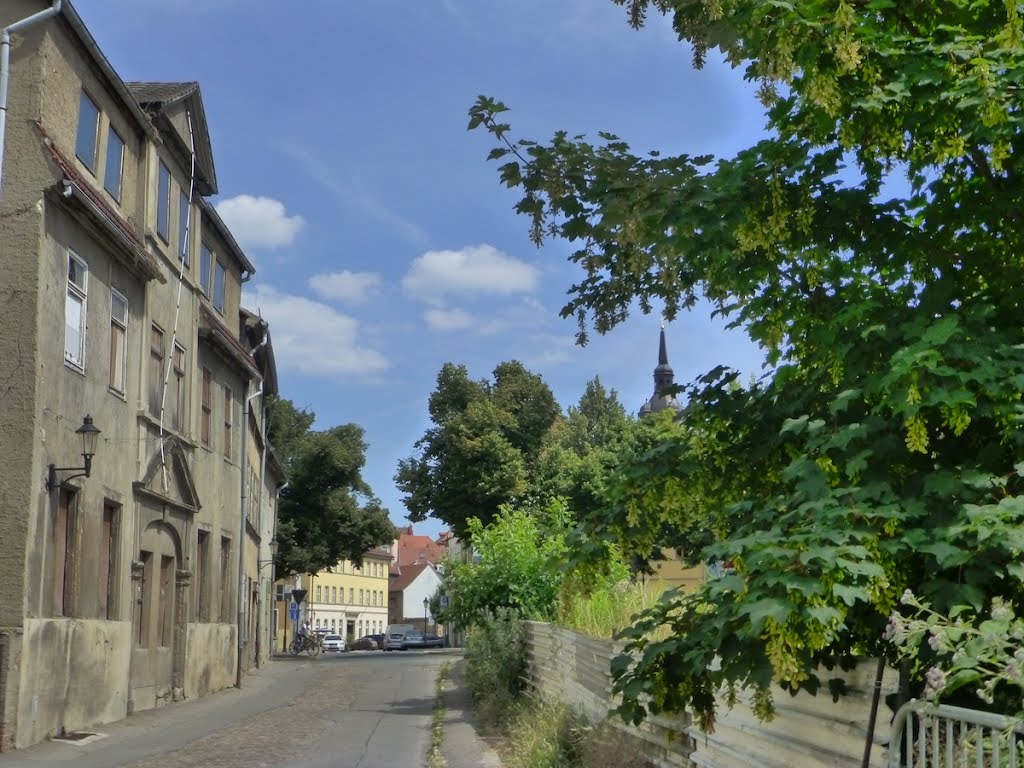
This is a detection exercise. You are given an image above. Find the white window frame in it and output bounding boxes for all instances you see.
[65,252,88,370]
[109,288,128,393]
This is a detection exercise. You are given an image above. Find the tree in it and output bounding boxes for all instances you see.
[469,0,1024,731]
[268,398,395,576]
[532,377,632,521]
[437,504,568,630]
[396,361,560,538]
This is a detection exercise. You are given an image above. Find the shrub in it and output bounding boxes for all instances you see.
[465,607,528,723]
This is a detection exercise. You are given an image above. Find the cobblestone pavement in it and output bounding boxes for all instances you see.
[0,651,453,768]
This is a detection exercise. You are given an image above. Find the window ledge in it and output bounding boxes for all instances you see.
[64,358,86,376]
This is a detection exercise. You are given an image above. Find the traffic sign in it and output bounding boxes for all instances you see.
[292,589,307,605]
[289,602,299,620]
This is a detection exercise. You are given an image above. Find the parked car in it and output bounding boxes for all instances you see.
[422,633,446,648]
[321,633,346,652]
[383,630,408,651]
[350,635,379,651]
[403,629,425,649]
[383,624,417,651]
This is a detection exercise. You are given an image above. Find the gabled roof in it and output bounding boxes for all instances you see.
[126,80,218,196]
[55,1,155,140]
[396,527,445,567]
[388,562,435,593]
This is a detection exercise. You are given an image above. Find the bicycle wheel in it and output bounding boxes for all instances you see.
[306,639,321,658]
[288,639,300,656]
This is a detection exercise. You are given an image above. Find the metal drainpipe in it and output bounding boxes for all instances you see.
[236,369,264,687]
[0,0,62,195]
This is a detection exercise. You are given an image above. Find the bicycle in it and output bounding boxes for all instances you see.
[288,633,322,658]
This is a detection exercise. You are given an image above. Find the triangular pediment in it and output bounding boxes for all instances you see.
[134,436,201,513]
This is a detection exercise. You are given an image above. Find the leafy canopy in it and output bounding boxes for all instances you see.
[268,398,396,576]
[396,361,560,538]
[469,0,1024,732]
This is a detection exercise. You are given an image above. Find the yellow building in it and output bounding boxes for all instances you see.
[274,546,392,649]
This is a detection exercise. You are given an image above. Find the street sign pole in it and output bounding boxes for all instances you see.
[291,589,307,649]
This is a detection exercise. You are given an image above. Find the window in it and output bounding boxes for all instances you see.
[196,530,209,621]
[200,243,213,295]
[159,555,174,646]
[75,90,100,171]
[64,253,88,369]
[220,537,231,622]
[359,589,364,605]
[136,551,152,646]
[316,586,322,602]
[108,289,127,393]
[171,343,186,432]
[349,588,353,604]
[332,587,337,603]
[99,503,118,620]
[201,368,212,446]
[104,126,124,200]
[178,191,190,265]
[54,489,76,616]
[213,261,226,313]
[156,161,171,241]
[371,591,376,607]
[223,386,233,460]
[148,324,164,416]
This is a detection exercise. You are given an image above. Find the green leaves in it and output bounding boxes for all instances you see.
[468,0,1024,734]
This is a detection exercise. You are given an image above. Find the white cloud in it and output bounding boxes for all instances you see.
[308,271,383,305]
[244,285,389,376]
[215,195,305,250]
[402,244,539,305]
[424,307,474,332]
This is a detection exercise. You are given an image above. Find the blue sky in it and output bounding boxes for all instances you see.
[79,0,769,539]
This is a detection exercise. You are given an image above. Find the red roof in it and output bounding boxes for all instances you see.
[396,530,444,567]
[388,562,433,593]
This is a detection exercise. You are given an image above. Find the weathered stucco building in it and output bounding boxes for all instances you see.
[0,0,281,749]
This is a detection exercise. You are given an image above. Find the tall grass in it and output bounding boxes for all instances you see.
[557,578,670,640]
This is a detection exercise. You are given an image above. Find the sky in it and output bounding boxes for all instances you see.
[77,0,769,540]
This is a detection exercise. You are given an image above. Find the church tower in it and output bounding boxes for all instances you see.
[638,324,681,417]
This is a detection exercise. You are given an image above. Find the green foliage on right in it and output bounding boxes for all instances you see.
[468,0,1024,735]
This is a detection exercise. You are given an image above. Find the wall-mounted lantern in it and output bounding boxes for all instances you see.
[46,414,101,492]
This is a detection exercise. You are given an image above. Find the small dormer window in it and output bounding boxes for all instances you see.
[156,162,171,241]
[213,260,226,313]
[75,91,100,172]
[104,127,124,201]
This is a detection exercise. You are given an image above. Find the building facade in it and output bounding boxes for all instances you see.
[276,546,392,648]
[0,1,279,749]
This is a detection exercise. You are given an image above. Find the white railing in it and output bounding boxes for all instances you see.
[889,700,1024,768]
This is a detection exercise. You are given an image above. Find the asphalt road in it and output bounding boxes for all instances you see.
[0,649,459,768]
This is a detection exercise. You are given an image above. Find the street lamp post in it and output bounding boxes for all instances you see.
[423,597,429,634]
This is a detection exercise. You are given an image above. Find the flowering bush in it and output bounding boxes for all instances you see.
[885,590,1024,712]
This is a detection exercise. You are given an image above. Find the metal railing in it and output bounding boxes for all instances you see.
[889,700,1024,768]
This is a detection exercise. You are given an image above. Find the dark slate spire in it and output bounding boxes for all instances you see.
[639,323,680,417]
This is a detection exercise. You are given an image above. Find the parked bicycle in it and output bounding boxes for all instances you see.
[288,632,322,657]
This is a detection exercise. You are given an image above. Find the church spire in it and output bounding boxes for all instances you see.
[639,323,679,417]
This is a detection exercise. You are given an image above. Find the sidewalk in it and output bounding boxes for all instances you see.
[442,659,502,768]
[0,658,318,767]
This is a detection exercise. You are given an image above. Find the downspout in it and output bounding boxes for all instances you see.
[234,376,262,688]
[273,481,288,653]
[0,0,61,195]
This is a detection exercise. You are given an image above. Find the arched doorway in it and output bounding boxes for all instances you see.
[129,519,182,711]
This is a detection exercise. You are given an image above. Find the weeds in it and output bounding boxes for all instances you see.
[426,661,452,768]
[558,578,668,640]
